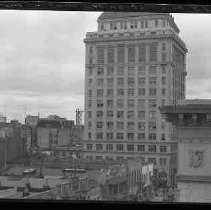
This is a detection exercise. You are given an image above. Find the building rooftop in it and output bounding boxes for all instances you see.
[179,99,211,106]
[98,12,167,20]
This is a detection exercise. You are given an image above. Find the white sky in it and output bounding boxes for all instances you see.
[0,11,210,123]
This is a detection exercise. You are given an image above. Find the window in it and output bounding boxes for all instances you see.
[145,21,148,28]
[107,46,114,63]
[149,77,157,85]
[139,44,146,62]
[138,99,145,109]
[107,78,114,87]
[149,66,157,75]
[96,121,103,129]
[107,133,113,140]
[107,89,114,97]
[96,132,103,140]
[88,132,92,139]
[88,89,92,97]
[138,133,145,140]
[148,145,156,152]
[138,111,145,119]
[160,145,167,152]
[161,123,165,130]
[161,99,166,106]
[128,89,134,96]
[89,57,93,64]
[162,88,166,96]
[149,122,156,130]
[128,133,134,140]
[148,158,156,166]
[87,144,93,151]
[149,133,156,140]
[155,20,158,27]
[138,66,146,75]
[117,78,124,86]
[161,133,166,140]
[127,144,134,151]
[162,53,167,61]
[117,89,124,96]
[88,79,92,86]
[120,22,123,29]
[117,99,124,108]
[107,67,114,76]
[128,44,135,62]
[162,77,166,85]
[149,88,157,96]
[107,122,113,130]
[161,65,166,74]
[128,67,135,76]
[138,77,145,86]
[141,21,144,28]
[124,22,127,29]
[107,100,113,108]
[128,99,134,108]
[106,156,113,160]
[149,111,156,119]
[97,111,103,118]
[117,45,125,63]
[96,156,103,160]
[97,47,105,64]
[97,68,104,75]
[88,100,92,108]
[138,122,145,131]
[116,144,124,151]
[138,88,145,96]
[127,111,134,119]
[88,121,92,129]
[117,122,124,130]
[149,43,158,62]
[162,20,166,27]
[117,133,124,140]
[138,145,145,152]
[97,89,103,97]
[117,67,124,76]
[128,122,134,130]
[88,111,92,118]
[107,111,114,119]
[96,144,103,151]
[88,67,93,76]
[106,144,113,151]
[110,23,113,30]
[149,99,156,108]
[97,100,103,108]
[162,43,166,51]
[128,78,135,86]
[117,111,124,119]
[160,158,167,166]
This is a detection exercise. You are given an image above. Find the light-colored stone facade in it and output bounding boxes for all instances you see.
[83,13,187,179]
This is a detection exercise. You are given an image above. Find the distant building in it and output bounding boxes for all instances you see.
[160,99,211,202]
[36,116,82,150]
[0,114,6,123]
[0,122,27,168]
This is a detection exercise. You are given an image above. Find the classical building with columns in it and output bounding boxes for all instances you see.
[160,99,211,202]
[83,12,187,181]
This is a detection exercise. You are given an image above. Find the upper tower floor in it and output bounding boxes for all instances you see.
[97,12,180,34]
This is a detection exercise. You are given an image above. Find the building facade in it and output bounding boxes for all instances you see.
[160,99,211,202]
[83,12,187,179]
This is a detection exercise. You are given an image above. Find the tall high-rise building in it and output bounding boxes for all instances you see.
[83,12,187,180]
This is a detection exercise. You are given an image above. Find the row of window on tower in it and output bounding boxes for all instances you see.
[88,43,167,64]
[88,65,167,77]
[88,77,167,88]
[86,143,167,153]
[87,132,166,141]
[87,99,165,111]
[99,19,167,31]
[88,87,166,98]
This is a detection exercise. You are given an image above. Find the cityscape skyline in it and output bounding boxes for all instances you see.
[0,11,210,123]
